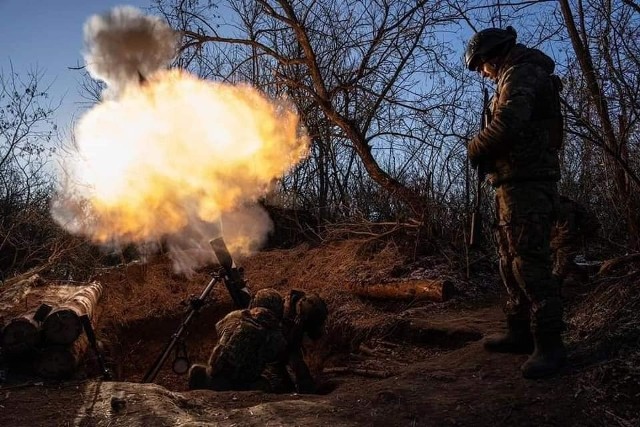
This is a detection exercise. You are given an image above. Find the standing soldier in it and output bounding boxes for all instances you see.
[465,26,566,378]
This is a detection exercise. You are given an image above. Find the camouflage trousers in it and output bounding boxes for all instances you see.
[494,181,563,334]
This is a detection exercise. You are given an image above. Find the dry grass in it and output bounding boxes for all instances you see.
[91,239,415,349]
[96,255,232,327]
[567,273,640,424]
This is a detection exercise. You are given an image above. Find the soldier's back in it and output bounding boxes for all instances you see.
[212,307,286,383]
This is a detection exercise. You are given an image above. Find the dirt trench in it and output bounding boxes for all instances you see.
[2,240,631,426]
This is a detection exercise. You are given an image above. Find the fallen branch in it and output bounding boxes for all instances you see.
[358,344,376,357]
[349,279,454,302]
[324,367,394,379]
[2,269,48,288]
[598,253,640,276]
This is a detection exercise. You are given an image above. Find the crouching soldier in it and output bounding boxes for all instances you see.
[551,195,600,285]
[268,289,329,394]
[188,288,287,391]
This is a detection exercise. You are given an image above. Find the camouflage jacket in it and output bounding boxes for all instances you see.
[208,307,286,383]
[469,44,563,186]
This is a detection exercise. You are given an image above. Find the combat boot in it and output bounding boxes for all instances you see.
[188,364,210,390]
[483,316,534,354]
[521,331,567,379]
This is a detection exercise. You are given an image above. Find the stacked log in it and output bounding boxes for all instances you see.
[42,282,102,345]
[0,281,104,380]
[1,303,52,357]
[37,282,104,379]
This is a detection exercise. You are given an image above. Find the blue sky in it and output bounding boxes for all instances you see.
[0,0,156,130]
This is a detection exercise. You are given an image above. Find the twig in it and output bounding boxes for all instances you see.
[374,339,400,349]
[590,270,640,286]
[604,409,635,427]
[358,344,376,357]
[324,367,394,378]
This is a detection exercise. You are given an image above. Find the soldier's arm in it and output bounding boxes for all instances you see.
[264,328,288,363]
[279,321,317,393]
[287,348,316,394]
[208,311,245,372]
[206,343,226,374]
[469,64,538,159]
[270,359,296,392]
[215,309,245,336]
[260,327,296,393]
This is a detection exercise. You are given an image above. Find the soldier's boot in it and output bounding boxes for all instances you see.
[483,316,534,354]
[521,330,567,379]
[187,364,210,390]
[521,299,567,379]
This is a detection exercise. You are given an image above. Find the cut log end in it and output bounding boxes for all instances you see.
[43,309,83,345]
[1,317,40,354]
[42,282,103,345]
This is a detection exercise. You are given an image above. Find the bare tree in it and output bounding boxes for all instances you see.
[0,65,62,276]
[157,0,469,221]
[558,0,640,248]
[150,0,638,251]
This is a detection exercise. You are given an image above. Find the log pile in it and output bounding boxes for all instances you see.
[1,280,104,380]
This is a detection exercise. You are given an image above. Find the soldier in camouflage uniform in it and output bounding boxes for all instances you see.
[465,26,566,378]
[187,288,287,391]
[267,289,329,394]
[551,195,600,283]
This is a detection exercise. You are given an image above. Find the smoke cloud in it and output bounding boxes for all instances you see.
[83,6,179,98]
[52,7,309,274]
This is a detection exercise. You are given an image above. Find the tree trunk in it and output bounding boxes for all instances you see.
[349,279,454,302]
[559,0,640,248]
[42,282,103,345]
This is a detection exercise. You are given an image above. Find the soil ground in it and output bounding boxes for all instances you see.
[1,239,638,426]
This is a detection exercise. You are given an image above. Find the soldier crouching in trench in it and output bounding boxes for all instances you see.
[551,195,600,288]
[267,289,329,394]
[188,288,328,393]
[187,288,286,391]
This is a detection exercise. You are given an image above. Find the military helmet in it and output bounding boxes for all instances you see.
[289,291,328,340]
[249,288,284,319]
[465,26,517,71]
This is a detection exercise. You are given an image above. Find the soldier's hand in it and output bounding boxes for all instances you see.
[467,136,484,169]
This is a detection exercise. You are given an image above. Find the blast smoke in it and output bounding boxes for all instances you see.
[83,6,179,98]
[52,7,309,274]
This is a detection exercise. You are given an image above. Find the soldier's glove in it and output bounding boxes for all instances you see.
[467,136,485,169]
